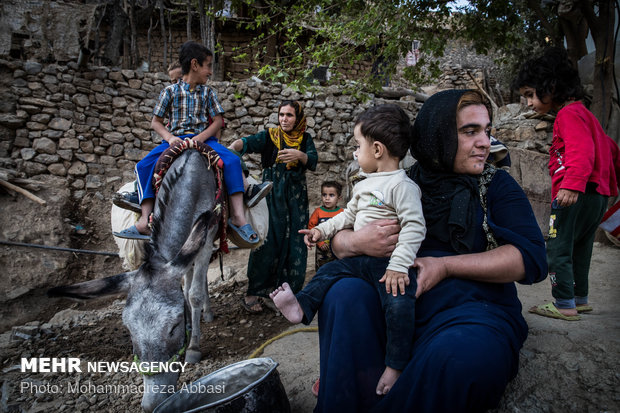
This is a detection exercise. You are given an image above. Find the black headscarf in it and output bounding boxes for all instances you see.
[409,90,493,253]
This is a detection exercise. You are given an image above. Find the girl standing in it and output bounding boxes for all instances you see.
[513,47,620,320]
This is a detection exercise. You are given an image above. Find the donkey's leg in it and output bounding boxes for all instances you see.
[202,280,213,323]
[185,244,213,364]
[183,269,194,305]
[202,266,213,323]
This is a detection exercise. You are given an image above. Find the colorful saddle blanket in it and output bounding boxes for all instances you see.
[153,139,229,257]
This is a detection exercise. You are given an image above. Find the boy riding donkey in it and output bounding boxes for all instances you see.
[114,41,271,244]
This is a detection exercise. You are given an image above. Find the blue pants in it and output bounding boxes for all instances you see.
[315,279,520,413]
[134,135,244,203]
[297,256,417,370]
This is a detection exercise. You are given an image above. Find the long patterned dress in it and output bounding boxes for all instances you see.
[241,130,318,296]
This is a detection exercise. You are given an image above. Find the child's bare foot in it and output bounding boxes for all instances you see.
[269,283,303,323]
[376,366,401,395]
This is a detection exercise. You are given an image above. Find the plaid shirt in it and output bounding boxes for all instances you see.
[153,80,224,136]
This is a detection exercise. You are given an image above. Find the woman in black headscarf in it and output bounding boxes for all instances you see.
[314,90,547,412]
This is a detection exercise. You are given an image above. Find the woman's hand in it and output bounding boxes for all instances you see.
[413,245,526,298]
[228,139,244,152]
[331,219,400,259]
[412,256,448,298]
[278,148,307,164]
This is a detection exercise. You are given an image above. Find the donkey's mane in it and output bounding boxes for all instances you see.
[143,155,186,264]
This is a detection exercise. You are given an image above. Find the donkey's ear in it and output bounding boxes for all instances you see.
[168,211,217,269]
[47,271,136,300]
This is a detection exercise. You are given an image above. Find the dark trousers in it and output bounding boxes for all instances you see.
[296,256,417,370]
[547,192,607,301]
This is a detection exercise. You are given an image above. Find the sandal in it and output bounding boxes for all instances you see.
[576,304,593,313]
[228,219,259,245]
[244,181,273,208]
[113,225,150,241]
[261,297,281,315]
[240,297,263,314]
[528,302,581,321]
[113,191,141,214]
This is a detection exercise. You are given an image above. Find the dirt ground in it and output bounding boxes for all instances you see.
[261,242,620,413]
[1,243,619,412]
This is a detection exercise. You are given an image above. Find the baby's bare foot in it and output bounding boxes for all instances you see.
[269,282,304,323]
[376,366,401,395]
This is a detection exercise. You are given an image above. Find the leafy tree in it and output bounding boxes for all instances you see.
[224,0,616,128]
[457,0,616,129]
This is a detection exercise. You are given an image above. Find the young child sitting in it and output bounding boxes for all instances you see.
[270,104,426,395]
[167,61,182,83]
[114,41,270,243]
[308,181,344,269]
[513,47,620,321]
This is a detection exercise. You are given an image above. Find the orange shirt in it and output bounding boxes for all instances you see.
[308,206,344,248]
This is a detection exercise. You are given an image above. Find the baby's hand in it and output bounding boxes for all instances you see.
[379,270,410,296]
[298,228,322,249]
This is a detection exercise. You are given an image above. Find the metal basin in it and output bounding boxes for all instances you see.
[154,357,290,413]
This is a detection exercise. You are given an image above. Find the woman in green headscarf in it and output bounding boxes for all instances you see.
[229,101,318,313]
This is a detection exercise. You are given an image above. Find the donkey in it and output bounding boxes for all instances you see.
[49,149,221,412]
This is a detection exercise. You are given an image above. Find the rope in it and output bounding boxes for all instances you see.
[0,240,119,256]
[249,326,318,359]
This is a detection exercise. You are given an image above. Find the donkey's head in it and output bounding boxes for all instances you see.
[48,212,215,412]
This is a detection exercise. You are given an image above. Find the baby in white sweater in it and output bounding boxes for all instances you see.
[271,104,426,395]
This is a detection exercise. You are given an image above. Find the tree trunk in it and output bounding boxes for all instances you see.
[103,0,129,66]
[187,0,192,40]
[168,10,173,63]
[206,0,219,77]
[159,0,167,70]
[558,0,589,67]
[580,0,615,129]
[129,0,138,68]
[147,15,153,70]
[198,0,207,46]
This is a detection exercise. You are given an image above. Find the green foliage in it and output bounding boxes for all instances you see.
[216,0,458,91]
[454,0,555,88]
[205,0,602,93]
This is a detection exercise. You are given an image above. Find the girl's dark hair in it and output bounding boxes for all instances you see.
[179,41,213,75]
[512,47,583,104]
[355,104,411,160]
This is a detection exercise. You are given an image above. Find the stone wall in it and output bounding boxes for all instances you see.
[0,58,561,331]
[0,57,555,229]
[0,58,426,208]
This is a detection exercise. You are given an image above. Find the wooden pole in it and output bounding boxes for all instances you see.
[0,179,47,206]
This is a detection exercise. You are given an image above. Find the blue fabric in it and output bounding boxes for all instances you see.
[315,170,547,412]
[135,141,170,203]
[134,135,244,203]
[204,137,244,195]
[297,256,417,370]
